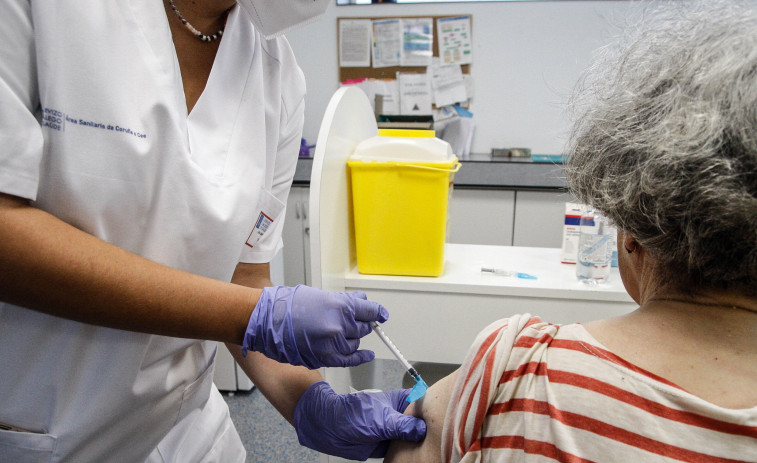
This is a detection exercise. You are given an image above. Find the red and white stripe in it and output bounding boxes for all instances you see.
[441,314,757,463]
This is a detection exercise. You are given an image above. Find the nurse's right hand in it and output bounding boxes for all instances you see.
[241,285,388,369]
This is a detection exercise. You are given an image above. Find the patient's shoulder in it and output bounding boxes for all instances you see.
[383,368,460,463]
[383,315,557,462]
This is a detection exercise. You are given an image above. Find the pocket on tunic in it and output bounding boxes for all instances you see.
[173,348,217,427]
[0,426,57,463]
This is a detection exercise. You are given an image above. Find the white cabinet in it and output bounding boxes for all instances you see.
[282,186,311,286]
[447,189,515,246]
[512,190,574,248]
[448,189,572,248]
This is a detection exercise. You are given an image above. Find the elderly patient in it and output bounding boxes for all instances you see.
[384,3,757,462]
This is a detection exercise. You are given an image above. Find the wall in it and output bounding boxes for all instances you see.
[285,1,634,155]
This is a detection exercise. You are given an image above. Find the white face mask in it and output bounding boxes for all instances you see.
[237,0,331,40]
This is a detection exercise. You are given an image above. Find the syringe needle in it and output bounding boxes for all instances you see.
[369,321,428,403]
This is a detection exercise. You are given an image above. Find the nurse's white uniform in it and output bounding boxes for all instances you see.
[0,1,305,462]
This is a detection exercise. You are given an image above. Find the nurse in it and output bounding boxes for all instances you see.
[0,1,425,462]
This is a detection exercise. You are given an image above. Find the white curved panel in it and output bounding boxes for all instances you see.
[309,87,377,290]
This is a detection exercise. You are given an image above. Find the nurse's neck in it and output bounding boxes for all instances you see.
[163,0,237,114]
[171,0,236,23]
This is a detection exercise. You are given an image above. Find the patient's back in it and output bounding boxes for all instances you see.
[386,314,757,462]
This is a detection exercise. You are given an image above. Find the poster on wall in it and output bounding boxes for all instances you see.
[372,19,402,68]
[400,18,434,67]
[339,19,373,67]
[437,16,473,65]
[398,72,432,115]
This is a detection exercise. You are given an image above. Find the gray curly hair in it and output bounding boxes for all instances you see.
[566,0,757,294]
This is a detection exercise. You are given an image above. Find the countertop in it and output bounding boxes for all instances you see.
[346,244,631,302]
[293,154,566,190]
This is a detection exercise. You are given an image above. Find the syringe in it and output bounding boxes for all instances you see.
[481,267,538,280]
[370,321,428,402]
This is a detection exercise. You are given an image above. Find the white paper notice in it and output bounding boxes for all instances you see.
[372,19,401,68]
[398,73,432,115]
[375,80,400,115]
[340,79,400,115]
[339,19,372,67]
[430,59,468,107]
[463,74,475,100]
[400,18,433,67]
[437,16,473,65]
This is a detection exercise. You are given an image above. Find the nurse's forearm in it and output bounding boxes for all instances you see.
[227,262,323,423]
[0,194,255,344]
[230,348,322,423]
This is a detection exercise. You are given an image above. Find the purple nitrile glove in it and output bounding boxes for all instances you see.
[241,285,388,369]
[294,381,427,461]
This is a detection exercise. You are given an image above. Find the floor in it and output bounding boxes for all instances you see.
[223,387,320,463]
[222,360,458,463]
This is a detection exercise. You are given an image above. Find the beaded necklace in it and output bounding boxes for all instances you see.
[167,0,225,42]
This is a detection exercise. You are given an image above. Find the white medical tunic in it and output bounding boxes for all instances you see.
[0,1,305,461]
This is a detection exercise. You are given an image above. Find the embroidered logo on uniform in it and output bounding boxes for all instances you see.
[41,106,147,139]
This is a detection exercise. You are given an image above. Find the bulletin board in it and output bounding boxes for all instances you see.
[337,15,472,83]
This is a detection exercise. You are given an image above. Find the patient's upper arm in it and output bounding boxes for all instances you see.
[384,368,460,462]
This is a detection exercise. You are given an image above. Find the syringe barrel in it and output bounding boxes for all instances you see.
[370,322,414,373]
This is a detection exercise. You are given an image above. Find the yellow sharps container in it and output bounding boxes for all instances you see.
[347,129,460,276]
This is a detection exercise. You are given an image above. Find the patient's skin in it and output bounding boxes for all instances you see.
[384,368,461,462]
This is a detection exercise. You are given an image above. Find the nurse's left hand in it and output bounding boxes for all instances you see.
[241,285,388,369]
[293,381,427,461]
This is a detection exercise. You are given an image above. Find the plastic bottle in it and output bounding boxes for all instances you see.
[576,208,614,284]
